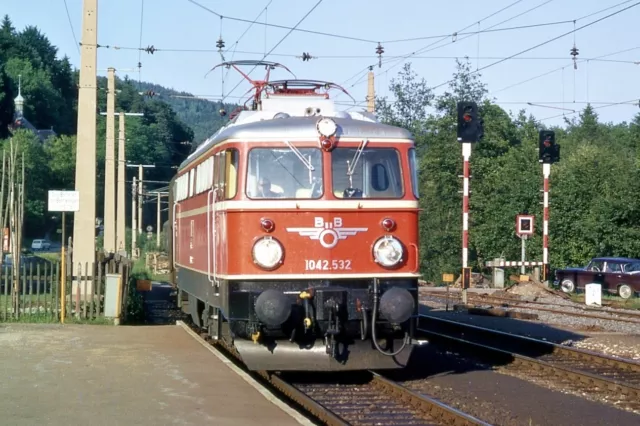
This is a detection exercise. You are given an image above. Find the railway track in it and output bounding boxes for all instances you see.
[418,315,640,413]
[420,290,640,323]
[182,319,488,425]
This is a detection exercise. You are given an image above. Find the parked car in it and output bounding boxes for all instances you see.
[554,257,640,299]
[31,239,51,251]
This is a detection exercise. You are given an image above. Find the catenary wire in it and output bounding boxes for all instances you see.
[185,0,376,44]
[219,0,324,102]
[61,0,80,55]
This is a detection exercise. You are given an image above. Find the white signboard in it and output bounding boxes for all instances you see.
[48,190,80,212]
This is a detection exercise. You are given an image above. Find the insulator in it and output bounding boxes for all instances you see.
[216,37,225,50]
[301,52,311,61]
[375,42,384,56]
[144,45,156,54]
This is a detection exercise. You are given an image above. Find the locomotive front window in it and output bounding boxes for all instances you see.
[331,148,404,198]
[246,147,323,199]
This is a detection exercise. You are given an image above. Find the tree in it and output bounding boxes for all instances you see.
[0,65,15,138]
[375,62,433,132]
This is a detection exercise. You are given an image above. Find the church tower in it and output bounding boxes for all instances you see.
[14,74,24,117]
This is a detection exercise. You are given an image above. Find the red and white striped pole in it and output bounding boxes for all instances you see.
[462,142,471,304]
[542,162,550,282]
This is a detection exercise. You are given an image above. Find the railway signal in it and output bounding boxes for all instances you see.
[538,130,560,164]
[457,101,483,143]
[539,130,558,285]
[456,101,483,304]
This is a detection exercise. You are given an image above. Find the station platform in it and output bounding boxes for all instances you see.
[0,322,310,426]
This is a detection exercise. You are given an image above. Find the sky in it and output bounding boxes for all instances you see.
[3,0,640,132]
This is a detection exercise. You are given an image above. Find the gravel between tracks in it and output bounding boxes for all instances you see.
[388,345,640,426]
[419,293,640,363]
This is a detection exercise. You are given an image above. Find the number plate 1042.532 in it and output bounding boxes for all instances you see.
[304,259,352,271]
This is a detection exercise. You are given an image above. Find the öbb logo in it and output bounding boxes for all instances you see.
[286,217,368,249]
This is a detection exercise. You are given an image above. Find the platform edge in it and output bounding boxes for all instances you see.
[175,320,314,426]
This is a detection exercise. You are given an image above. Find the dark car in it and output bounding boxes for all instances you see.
[554,257,640,299]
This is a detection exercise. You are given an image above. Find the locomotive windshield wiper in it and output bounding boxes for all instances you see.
[284,140,315,171]
[347,139,368,177]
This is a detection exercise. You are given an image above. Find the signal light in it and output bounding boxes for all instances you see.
[457,101,483,143]
[538,130,560,164]
[542,264,550,282]
[462,267,471,289]
[260,218,275,233]
[381,218,396,232]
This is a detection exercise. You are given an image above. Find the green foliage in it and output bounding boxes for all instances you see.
[0,15,222,238]
[377,58,640,281]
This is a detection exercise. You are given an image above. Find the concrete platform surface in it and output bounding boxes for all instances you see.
[0,323,306,426]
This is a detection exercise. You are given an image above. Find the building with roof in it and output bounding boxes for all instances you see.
[9,75,57,142]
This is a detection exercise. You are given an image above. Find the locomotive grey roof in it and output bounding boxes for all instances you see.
[178,115,414,170]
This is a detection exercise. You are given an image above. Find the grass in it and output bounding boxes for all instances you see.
[569,293,640,310]
[1,315,113,325]
[34,252,61,263]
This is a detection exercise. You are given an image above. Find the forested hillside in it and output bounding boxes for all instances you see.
[0,15,222,239]
[133,81,236,144]
[376,61,640,281]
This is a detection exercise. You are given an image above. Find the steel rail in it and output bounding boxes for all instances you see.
[418,315,640,400]
[369,372,491,426]
[185,319,489,425]
[421,291,640,323]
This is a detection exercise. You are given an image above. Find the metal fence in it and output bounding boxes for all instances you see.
[0,258,132,322]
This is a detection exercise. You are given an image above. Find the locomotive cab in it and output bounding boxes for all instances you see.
[170,61,424,371]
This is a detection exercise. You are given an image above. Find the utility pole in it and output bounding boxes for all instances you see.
[138,165,143,235]
[131,176,137,259]
[103,67,116,254]
[116,112,126,254]
[156,192,161,248]
[366,66,375,113]
[127,163,155,258]
[100,111,143,256]
[72,0,98,273]
[127,163,155,236]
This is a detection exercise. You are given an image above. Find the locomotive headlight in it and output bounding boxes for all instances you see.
[372,236,404,267]
[252,236,284,270]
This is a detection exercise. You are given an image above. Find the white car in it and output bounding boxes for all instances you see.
[31,239,51,251]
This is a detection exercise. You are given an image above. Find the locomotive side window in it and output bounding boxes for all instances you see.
[408,148,419,198]
[224,149,239,199]
[246,147,323,199]
[332,148,404,198]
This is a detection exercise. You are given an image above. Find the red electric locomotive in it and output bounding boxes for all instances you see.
[167,61,423,371]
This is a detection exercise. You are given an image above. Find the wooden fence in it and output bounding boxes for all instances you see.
[0,258,132,322]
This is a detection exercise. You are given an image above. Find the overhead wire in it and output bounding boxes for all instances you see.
[185,0,375,44]
[491,45,640,95]
[219,0,324,103]
[538,98,640,122]
[219,0,274,96]
[137,0,145,91]
[61,0,80,56]
[339,0,549,95]
[429,1,640,91]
